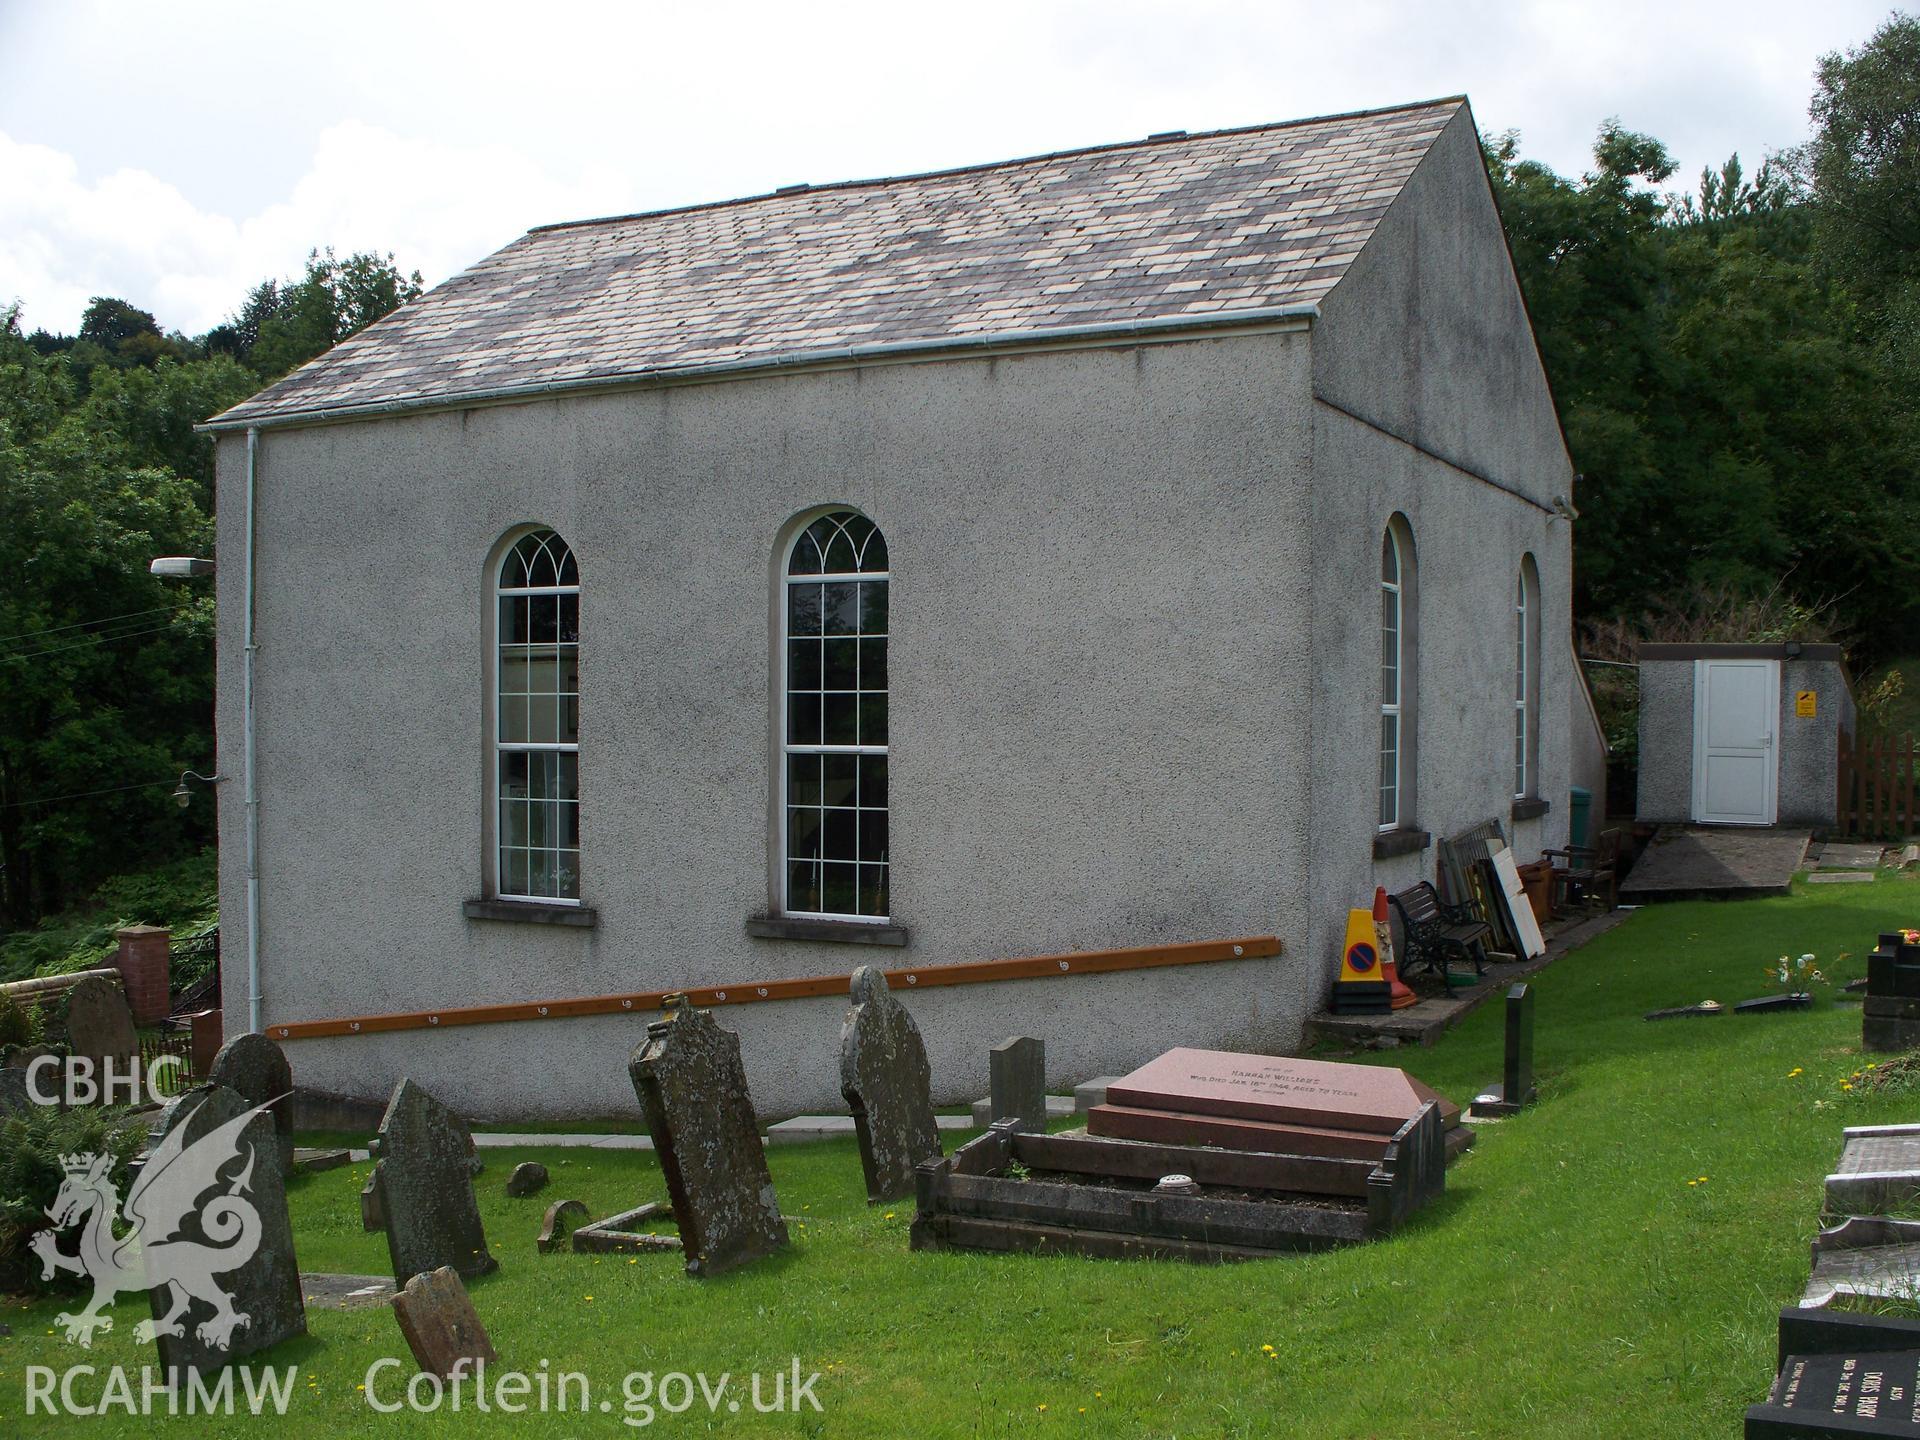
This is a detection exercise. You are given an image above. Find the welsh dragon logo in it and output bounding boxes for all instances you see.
[31,1098,275,1349]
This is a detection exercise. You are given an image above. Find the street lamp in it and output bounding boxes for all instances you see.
[150,557,214,578]
[172,770,222,808]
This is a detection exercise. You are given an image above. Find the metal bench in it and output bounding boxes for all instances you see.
[1389,882,1491,984]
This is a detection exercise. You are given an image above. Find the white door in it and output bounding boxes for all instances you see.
[1692,659,1779,825]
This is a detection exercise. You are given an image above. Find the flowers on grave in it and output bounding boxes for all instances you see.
[1765,953,1827,993]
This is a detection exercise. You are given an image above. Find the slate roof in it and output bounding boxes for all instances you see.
[209,96,1465,428]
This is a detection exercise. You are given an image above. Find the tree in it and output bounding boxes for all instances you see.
[1487,114,1920,661]
[0,313,215,927]
[1802,14,1920,298]
[243,249,422,380]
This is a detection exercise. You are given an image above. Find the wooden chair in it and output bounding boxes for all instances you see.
[1543,828,1623,914]
[1389,882,1492,985]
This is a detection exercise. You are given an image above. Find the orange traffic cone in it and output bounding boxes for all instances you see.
[1375,885,1418,1009]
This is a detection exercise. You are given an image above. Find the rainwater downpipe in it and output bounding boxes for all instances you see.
[244,425,261,1033]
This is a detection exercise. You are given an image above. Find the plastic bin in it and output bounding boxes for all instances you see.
[1569,786,1593,849]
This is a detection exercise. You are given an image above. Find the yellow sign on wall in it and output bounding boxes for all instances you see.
[1795,690,1817,718]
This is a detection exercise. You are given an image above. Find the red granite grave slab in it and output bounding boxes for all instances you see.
[1086,1102,1475,1163]
[1086,1103,1389,1159]
[1104,1048,1462,1135]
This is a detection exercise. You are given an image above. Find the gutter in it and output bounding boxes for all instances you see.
[243,426,262,1032]
[195,304,1320,435]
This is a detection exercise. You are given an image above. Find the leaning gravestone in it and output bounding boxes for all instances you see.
[839,966,940,1203]
[989,1036,1046,1132]
[64,974,139,1087]
[628,996,787,1277]
[141,1081,305,1382]
[370,1078,498,1287]
[206,1032,296,1178]
[392,1265,497,1380]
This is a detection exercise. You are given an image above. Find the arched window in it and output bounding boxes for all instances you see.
[1379,518,1416,831]
[495,529,580,902]
[782,510,889,919]
[1515,553,1541,800]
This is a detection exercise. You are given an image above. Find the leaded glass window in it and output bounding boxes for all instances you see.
[783,510,888,919]
[496,529,580,902]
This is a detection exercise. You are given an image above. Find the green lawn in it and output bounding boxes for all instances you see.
[4,873,1918,1437]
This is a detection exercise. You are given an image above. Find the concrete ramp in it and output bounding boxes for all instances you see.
[1619,826,1810,902]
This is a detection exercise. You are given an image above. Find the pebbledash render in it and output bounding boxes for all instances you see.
[203,96,1575,1120]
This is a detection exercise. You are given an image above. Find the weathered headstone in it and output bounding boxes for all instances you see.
[141,1082,306,1381]
[536,1199,589,1254]
[989,1036,1046,1132]
[206,1032,296,1178]
[1470,984,1538,1118]
[391,1265,497,1379]
[628,997,787,1277]
[64,974,139,1084]
[505,1161,549,1198]
[839,966,940,1203]
[361,1171,385,1232]
[0,1067,35,1117]
[371,1078,498,1287]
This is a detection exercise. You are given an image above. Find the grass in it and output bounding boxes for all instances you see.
[3,873,1919,1436]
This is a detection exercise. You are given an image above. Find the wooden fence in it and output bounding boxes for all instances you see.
[1837,732,1918,840]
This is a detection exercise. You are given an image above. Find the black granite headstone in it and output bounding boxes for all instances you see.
[1745,1350,1920,1436]
[1738,994,1813,1015]
[1470,983,1537,1118]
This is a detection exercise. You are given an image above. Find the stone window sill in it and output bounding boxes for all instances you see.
[745,916,910,947]
[1372,827,1432,860]
[463,898,598,928]
[1510,796,1552,822]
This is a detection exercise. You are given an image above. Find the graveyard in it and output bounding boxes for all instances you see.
[0,871,1911,1436]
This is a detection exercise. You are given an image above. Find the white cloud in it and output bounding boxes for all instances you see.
[0,0,1898,336]
[0,121,625,335]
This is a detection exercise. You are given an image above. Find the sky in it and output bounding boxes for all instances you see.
[0,0,1898,337]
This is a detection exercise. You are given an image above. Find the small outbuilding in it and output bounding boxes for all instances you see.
[1636,643,1855,828]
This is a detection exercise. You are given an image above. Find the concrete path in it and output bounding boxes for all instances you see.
[475,1131,654,1150]
[1618,825,1810,902]
[1307,907,1632,1050]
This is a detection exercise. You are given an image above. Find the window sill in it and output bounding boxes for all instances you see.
[1372,827,1432,861]
[745,916,910,947]
[463,898,598,928]
[1510,796,1552,822]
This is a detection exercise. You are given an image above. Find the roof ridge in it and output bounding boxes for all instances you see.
[526,94,1469,237]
